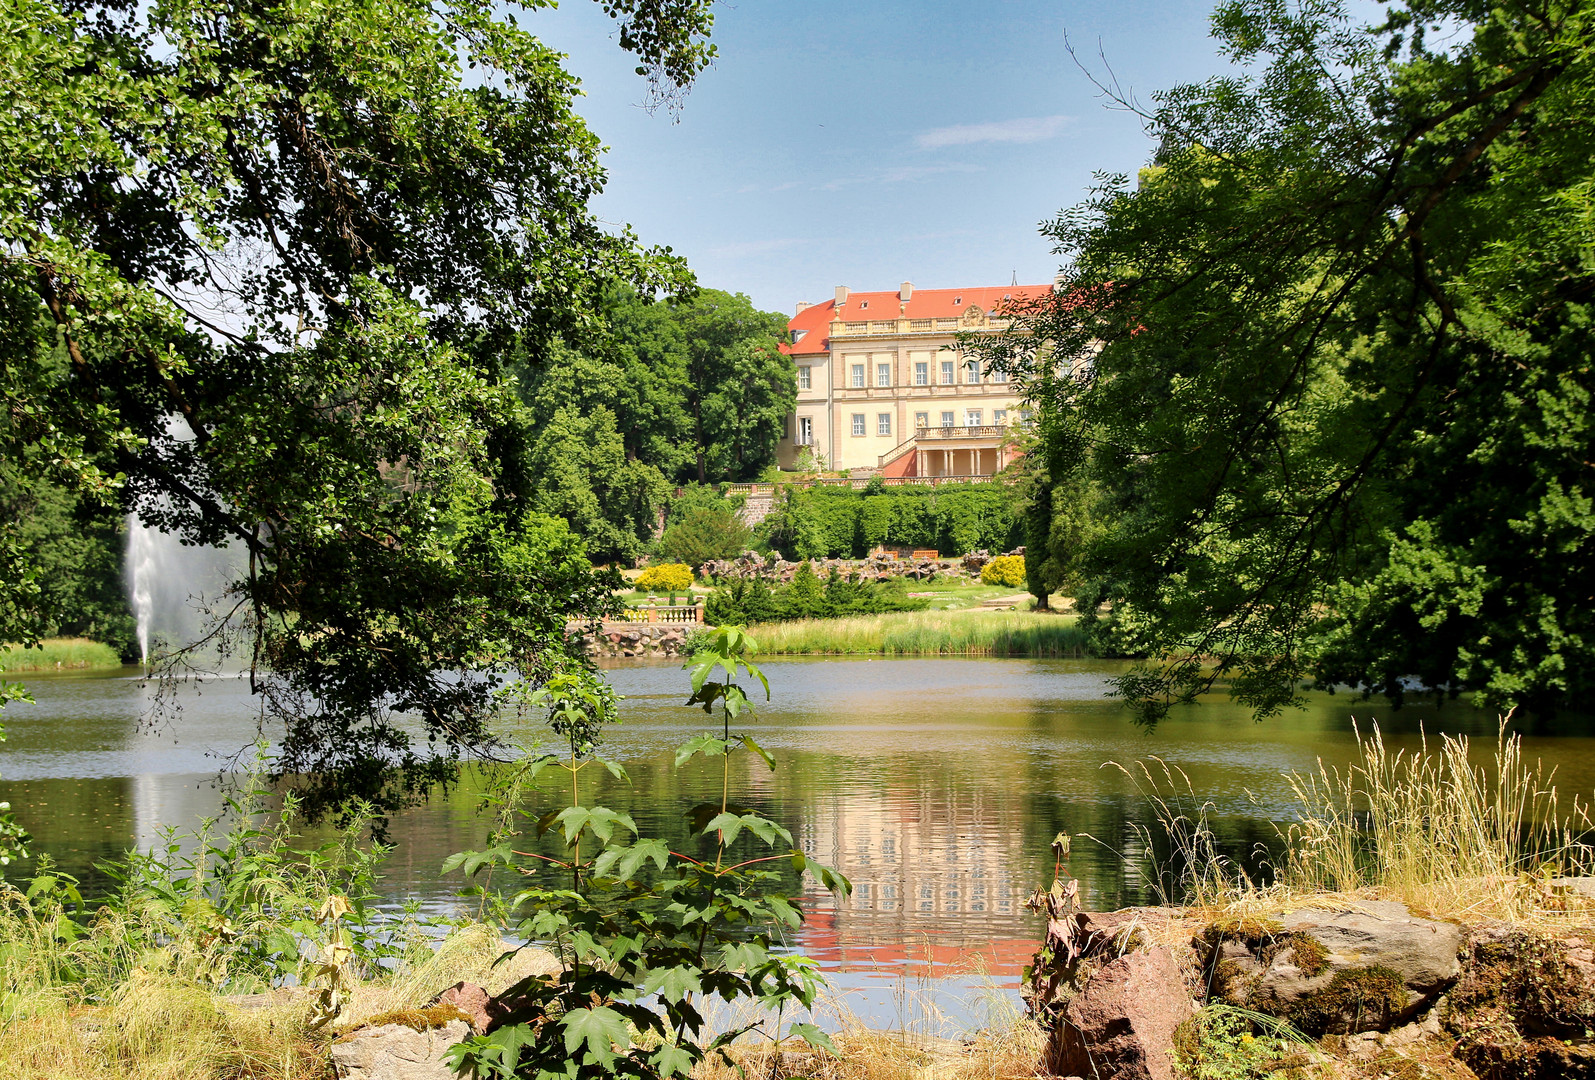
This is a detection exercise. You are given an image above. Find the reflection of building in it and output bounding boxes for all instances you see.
[778,282,1053,476]
[792,784,1039,975]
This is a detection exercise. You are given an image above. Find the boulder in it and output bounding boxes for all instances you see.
[330,1018,471,1080]
[1203,901,1463,1034]
[1051,946,1195,1080]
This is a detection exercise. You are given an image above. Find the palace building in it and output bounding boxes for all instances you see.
[777,281,1052,477]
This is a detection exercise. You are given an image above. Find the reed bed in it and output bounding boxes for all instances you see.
[1106,721,1595,927]
[0,636,123,673]
[746,611,1089,658]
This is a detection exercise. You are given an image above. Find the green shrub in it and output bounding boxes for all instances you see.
[981,554,1026,588]
[635,563,694,592]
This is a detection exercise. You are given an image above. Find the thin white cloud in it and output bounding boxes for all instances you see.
[820,162,982,192]
[915,115,1073,149]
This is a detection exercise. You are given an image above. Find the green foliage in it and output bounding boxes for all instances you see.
[0,762,411,1012]
[518,342,674,565]
[635,563,694,592]
[604,287,797,483]
[655,492,752,570]
[974,0,1595,721]
[981,555,1027,589]
[1008,424,1102,610]
[1173,1004,1316,1080]
[0,0,714,809]
[0,469,134,659]
[760,483,1021,560]
[705,564,928,625]
[444,633,849,1080]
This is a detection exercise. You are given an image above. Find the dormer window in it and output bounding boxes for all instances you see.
[792,329,808,343]
[954,296,962,305]
[860,301,869,309]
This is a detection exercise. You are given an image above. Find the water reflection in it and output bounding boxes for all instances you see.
[0,658,1562,1000]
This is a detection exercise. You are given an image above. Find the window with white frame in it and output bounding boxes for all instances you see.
[940,410,955,428]
[914,361,928,385]
[914,411,929,428]
[798,366,811,390]
[851,364,865,388]
[940,360,955,385]
[877,412,891,436]
[989,367,1009,383]
[992,409,1007,426]
[876,362,890,387]
[965,409,983,427]
[964,359,980,384]
[851,413,866,436]
[797,416,813,445]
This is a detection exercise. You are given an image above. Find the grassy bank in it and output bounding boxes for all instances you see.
[0,637,123,674]
[745,610,1089,657]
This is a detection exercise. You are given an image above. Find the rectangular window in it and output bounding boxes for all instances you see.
[876,362,891,387]
[965,409,983,427]
[940,360,955,385]
[797,416,813,445]
[914,411,929,428]
[989,367,1009,384]
[913,361,928,385]
[992,409,1007,425]
[964,359,981,384]
[941,410,955,428]
[877,412,891,436]
[798,366,811,390]
[851,364,865,388]
[851,413,865,436]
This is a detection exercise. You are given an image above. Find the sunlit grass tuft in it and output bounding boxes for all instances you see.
[744,611,1088,658]
[0,637,123,673]
[1106,721,1595,928]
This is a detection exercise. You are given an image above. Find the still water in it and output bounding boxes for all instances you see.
[0,658,1577,1025]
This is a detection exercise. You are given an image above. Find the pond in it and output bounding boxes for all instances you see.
[0,657,1577,1029]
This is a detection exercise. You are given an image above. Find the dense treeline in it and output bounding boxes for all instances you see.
[515,288,794,565]
[0,469,133,659]
[760,481,1021,560]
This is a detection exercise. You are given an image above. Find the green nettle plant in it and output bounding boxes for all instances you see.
[446,631,849,1080]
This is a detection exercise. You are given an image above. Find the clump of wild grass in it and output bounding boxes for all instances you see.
[0,637,122,673]
[746,611,1089,658]
[1108,722,1595,926]
[1274,722,1595,920]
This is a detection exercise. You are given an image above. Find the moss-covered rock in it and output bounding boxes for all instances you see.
[1445,929,1595,1079]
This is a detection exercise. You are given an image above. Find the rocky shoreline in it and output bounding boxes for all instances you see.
[1030,886,1595,1080]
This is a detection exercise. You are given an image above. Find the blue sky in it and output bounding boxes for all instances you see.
[534,0,1238,314]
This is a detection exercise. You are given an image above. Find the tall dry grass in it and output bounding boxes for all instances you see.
[747,611,1088,658]
[1107,722,1595,925]
[1273,722,1595,919]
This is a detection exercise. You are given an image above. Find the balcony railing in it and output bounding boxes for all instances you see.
[879,424,1011,469]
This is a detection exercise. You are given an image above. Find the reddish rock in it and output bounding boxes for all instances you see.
[1052,947,1195,1080]
[433,981,492,1033]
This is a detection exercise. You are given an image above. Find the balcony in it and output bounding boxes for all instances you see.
[879,424,1016,479]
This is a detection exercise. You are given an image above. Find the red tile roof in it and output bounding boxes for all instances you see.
[781,284,1053,356]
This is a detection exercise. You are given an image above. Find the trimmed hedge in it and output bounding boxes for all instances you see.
[761,482,1020,559]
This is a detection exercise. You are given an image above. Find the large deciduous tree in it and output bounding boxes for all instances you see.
[607,287,795,483]
[975,0,1595,722]
[0,0,714,808]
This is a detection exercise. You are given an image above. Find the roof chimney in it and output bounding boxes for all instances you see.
[899,281,913,302]
[834,285,849,307]
[796,301,811,315]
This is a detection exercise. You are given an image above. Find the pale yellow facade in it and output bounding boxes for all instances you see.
[777,282,1042,477]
